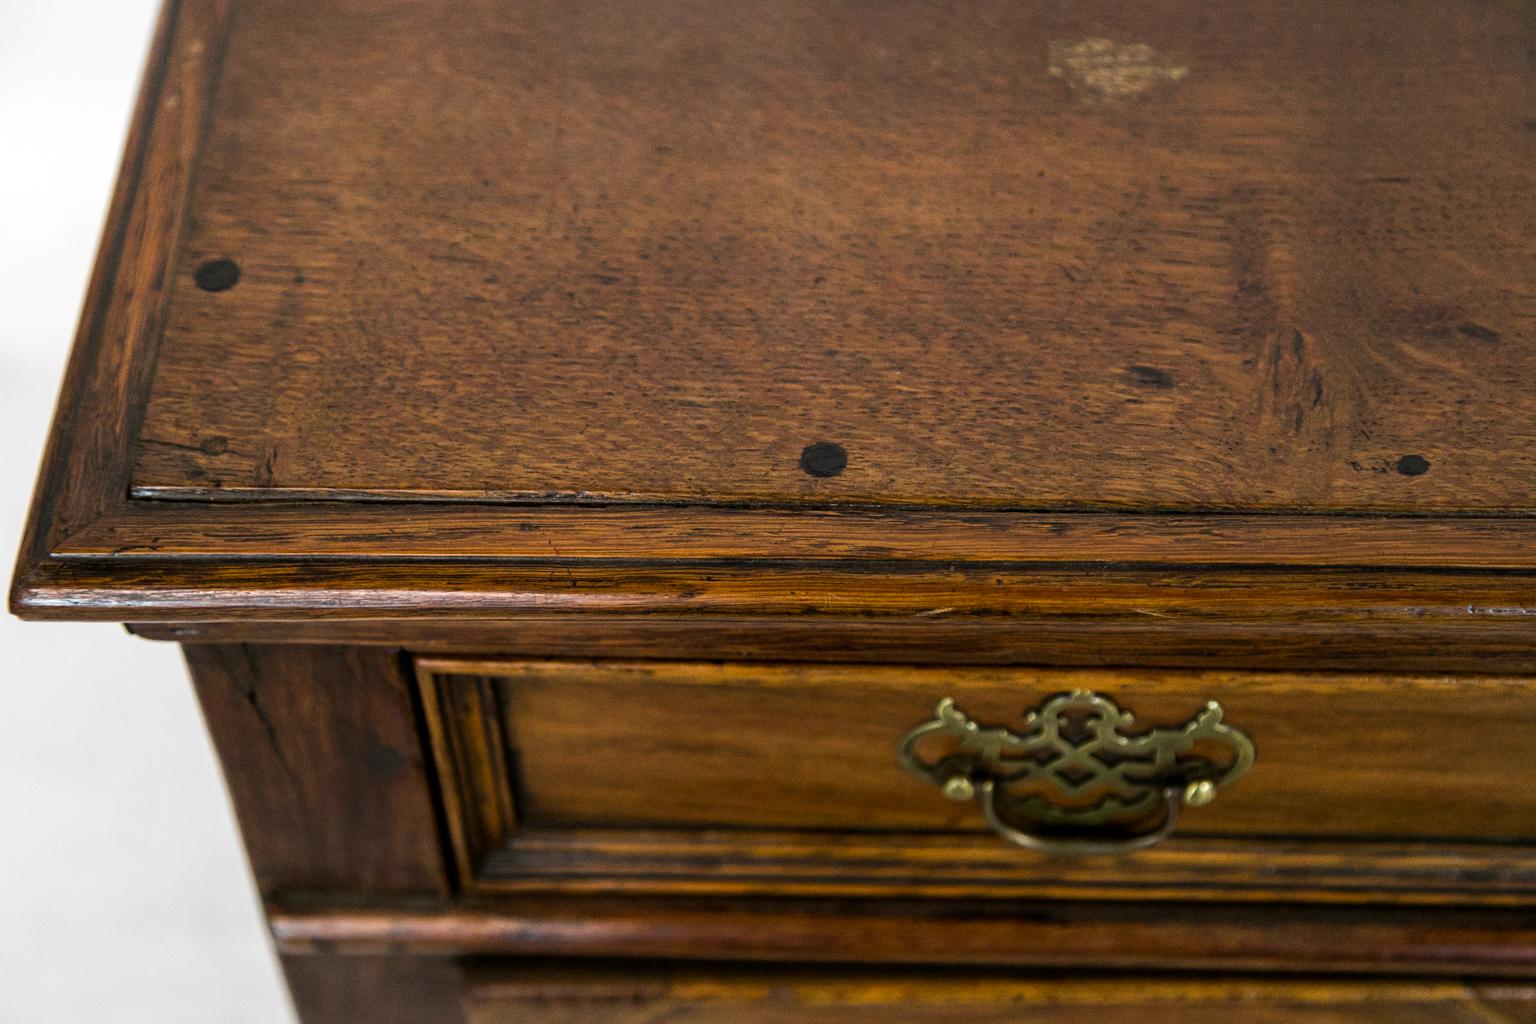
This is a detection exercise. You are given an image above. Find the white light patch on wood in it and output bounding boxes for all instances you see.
[1049,38,1189,101]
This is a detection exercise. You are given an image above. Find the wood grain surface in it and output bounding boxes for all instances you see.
[17,560,1536,678]
[418,659,1536,904]
[185,644,450,894]
[134,0,1536,513]
[431,660,1536,839]
[267,896,1536,977]
[283,955,466,1024]
[133,612,1536,675]
[464,964,1536,1024]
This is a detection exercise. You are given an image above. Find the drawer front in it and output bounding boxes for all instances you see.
[418,659,1536,904]
[463,965,1536,1024]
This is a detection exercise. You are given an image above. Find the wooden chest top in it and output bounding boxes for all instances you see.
[11,0,1536,665]
[139,0,1534,512]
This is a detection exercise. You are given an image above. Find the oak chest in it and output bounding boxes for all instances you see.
[13,1,1536,1020]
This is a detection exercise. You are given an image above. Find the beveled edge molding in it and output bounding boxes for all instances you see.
[128,615,1536,674]
[266,897,1536,977]
[16,556,1536,626]
[10,0,236,616]
[461,962,1506,1010]
[416,662,1536,908]
[415,660,519,891]
[51,502,1536,569]
[469,828,1536,908]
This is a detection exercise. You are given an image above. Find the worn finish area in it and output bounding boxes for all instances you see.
[132,0,1535,511]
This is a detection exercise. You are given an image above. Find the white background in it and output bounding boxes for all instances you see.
[1,3,296,1021]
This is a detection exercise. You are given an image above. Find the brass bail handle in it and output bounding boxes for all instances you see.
[897,691,1254,856]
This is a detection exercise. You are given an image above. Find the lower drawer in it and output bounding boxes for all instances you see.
[418,659,1536,905]
[463,965,1536,1024]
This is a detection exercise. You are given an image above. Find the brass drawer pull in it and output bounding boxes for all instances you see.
[898,691,1254,856]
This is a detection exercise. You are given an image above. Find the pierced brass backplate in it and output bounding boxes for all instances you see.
[898,690,1254,855]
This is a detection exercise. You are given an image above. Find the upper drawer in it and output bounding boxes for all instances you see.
[417,658,1536,906]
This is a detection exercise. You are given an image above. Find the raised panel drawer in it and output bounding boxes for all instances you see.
[418,659,1536,905]
[463,964,1536,1024]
